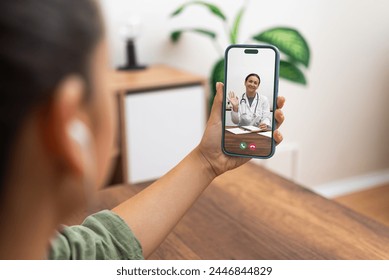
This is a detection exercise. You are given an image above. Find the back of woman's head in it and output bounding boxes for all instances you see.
[0,0,103,191]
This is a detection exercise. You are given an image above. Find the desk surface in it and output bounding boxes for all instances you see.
[68,163,389,259]
[224,126,272,157]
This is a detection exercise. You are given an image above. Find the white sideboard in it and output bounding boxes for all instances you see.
[124,85,206,183]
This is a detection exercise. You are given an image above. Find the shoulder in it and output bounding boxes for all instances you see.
[49,210,144,260]
[259,94,269,103]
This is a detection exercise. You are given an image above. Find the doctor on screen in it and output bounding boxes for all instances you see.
[228,73,271,130]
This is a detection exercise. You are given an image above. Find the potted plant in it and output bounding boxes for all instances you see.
[170,0,311,107]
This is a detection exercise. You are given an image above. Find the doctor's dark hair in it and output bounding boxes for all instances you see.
[0,0,103,192]
[245,73,261,84]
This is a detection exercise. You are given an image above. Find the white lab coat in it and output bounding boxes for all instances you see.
[231,92,271,127]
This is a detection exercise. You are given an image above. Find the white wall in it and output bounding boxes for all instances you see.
[225,47,276,109]
[99,0,389,187]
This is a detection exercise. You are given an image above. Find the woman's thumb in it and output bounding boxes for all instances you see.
[209,82,224,122]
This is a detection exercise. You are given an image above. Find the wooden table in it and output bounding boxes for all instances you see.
[224,126,273,157]
[68,163,389,259]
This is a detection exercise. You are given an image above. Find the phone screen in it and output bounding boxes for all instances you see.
[222,45,279,158]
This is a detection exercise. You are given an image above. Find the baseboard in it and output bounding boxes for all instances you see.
[312,169,389,198]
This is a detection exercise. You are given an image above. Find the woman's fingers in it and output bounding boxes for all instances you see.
[277,96,285,109]
[274,96,285,129]
[274,130,283,144]
[274,109,284,129]
[274,96,285,143]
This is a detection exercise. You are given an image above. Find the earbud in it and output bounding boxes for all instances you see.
[67,119,96,213]
[68,120,90,147]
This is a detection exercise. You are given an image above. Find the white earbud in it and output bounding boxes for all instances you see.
[67,119,96,213]
[68,120,90,147]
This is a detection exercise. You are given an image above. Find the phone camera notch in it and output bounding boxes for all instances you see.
[244,49,258,54]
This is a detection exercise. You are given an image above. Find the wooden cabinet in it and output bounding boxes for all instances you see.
[110,65,208,185]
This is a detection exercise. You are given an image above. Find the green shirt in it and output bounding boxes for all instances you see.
[49,210,144,260]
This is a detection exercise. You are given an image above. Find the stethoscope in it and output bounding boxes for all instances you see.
[240,92,259,115]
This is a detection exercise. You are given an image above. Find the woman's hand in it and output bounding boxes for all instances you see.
[228,91,239,111]
[196,82,285,177]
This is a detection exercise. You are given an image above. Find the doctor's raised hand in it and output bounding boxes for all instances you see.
[197,82,285,177]
[228,90,239,112]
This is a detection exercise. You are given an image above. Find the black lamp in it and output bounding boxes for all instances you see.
[118,16,146,71]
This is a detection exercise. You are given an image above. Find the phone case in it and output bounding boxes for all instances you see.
[222,44,280,159]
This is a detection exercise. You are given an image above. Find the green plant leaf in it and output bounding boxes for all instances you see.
[230,7,245,44]
[279,60,307,85]
[171,4,186,17]
[194,1,226,21]
[170,30,182,42]
[253,27,310,67]
[170,1,226,21]
[191,28,217,39]
[170,29,217,43]
[209,58,225,110]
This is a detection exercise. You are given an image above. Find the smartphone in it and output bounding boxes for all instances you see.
[222,44,280,159]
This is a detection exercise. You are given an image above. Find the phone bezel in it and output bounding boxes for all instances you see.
[221,44,280,159]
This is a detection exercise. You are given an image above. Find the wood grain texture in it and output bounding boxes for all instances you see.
[66,164,389,260]
[224,126,272,157]
[335,184,389,227]
[111,65,206,93]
